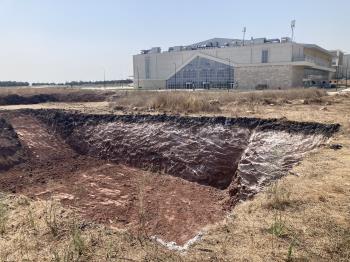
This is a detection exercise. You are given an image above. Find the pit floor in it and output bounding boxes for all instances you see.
[0,114,227,245]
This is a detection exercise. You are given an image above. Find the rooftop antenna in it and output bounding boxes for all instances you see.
[242,27,247,46]
[291,20,296,41]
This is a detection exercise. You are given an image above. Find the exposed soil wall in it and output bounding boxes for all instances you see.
[0,110,341,245]
[24,109,339,194]
[228,130,327,205]
[24,109,340,137]
[0,118,25,171]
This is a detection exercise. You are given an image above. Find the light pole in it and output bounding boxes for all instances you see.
[242,27,246,46]
[137,67,140,89]
[291,20,296,41]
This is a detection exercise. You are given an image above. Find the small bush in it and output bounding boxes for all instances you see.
[71,226,85,257]
[150,92,221,113]
[269,212,287,238]
[0,201,8,235]
[44,200,59,237]
[265,182,292,210]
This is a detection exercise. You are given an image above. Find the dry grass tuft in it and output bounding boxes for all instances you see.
[0,195,183,261]
[0,197,8,235]
[264,182,294,211]
[108,89,328,114]
[150,92,221,113]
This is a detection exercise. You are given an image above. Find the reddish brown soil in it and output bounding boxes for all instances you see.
[0,113,227,244]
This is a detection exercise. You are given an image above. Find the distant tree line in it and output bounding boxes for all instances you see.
[0,81,30,87]
[0,79,133,87]
[64,79,133,86]
[31,82,66,86]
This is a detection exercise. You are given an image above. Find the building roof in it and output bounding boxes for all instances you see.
[187,38,240,48]
[302,44,333,56]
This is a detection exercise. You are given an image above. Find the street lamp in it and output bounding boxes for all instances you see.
[242,27,246,46]
[291,20,296,41]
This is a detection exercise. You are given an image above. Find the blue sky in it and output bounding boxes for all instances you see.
[0,0,349,82]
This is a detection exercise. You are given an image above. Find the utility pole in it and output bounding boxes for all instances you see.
[242,27,246,46]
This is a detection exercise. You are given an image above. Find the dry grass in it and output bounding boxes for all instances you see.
[185,135,350,261]
[108,89,327,114]
[0,195,183,262]
[1,126,349,261]
[0,89,349,261]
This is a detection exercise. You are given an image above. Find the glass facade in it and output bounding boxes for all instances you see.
[304,68,329,80]
[166,57,234,89]
[145,56,151,79]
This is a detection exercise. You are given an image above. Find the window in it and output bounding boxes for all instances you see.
[166,57,235,89]
[262,50,269,63]
[200,69,208,78]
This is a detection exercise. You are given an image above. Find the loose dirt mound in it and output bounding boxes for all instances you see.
[0,118,25,171]
[0,92,113,106]
[0,94,58,105]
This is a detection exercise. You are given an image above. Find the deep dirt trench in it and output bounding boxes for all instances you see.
[0,109,339,245]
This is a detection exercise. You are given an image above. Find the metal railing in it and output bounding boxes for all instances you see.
[292,55,330,67]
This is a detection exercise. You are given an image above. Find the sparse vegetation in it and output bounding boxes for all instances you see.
[64,223,86,261]
[44,200,60,237]
[265,182,293,210]
[0,198,8,235]
[108,88,328,113]
[269,212,287,238]
[0,88,349,261]
[286,239,296,261]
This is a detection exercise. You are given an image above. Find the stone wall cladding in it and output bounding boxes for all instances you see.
[292,66,305,87]
[235,65,293,89]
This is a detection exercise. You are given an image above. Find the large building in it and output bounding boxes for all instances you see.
[330,50,350,80]
[343,54,350,78]
[133,37,336,90]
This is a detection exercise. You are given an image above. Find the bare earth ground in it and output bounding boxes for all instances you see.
[0,114,225,246]
[0,89,349,261]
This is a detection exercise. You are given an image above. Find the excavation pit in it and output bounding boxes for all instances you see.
[0,110,339,245]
